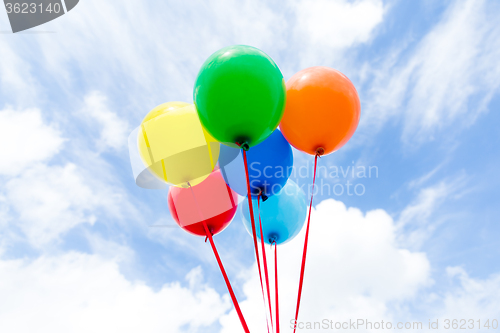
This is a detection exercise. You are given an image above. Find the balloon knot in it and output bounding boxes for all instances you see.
[316,147,325,157]
[236,141,250,151]
[269,234,278,244]
[205,229,214,243]
[257,189,268,202]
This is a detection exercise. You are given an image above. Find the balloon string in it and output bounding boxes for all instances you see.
[188,184,250,333]
[258,194,274,333]
[241,148,268,333]
[293,153,319,333]
[201,222,250,333]
[273,241,280,333]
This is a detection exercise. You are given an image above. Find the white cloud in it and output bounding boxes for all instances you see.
[0,0,387,117]
[0,39,39,106]
[0,103,136,249]
[1,196,499,333]
[0,194,10,251]
[293,0,385,49]
[0,252,230,333]
[279,0,386,72]
[11,0,289,110]
[401,0,500,143]
[81,91,129,151]
[219,198,500,332]
[398,176,464,227]
[0,108,64,176]
[363,0,500,145]
[3,163,125,247]
[220,199,431,332]
[407,163,445,190]
[396,173,468,249]
[436,267,500,320]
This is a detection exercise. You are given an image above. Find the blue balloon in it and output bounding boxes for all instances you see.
[241,180,307,245]
[219,129,293,199]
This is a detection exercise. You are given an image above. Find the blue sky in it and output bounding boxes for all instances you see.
[1,0,499,332]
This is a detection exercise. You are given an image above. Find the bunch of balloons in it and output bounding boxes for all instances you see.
[128,45,360,333]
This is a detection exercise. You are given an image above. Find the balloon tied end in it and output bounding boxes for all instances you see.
[205,227,214,242]
[316,147,325,156]
[257,188,268,202]
[236,141,250,151]
[269,234,278,244]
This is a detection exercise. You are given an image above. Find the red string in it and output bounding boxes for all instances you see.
[273,241,280,333]
[241,148,268,333]
[293,154,319,333]
[258,194,274,332]
[188,184,250,333]
[201,221,250,333]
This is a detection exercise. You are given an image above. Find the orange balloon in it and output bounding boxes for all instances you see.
[280,67,360,156]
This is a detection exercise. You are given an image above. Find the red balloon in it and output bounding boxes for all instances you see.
[168,169,238,236]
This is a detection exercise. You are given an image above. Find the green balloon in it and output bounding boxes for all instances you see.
[194,45,286,148]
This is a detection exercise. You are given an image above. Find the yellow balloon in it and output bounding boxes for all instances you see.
[138,102,220,187]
